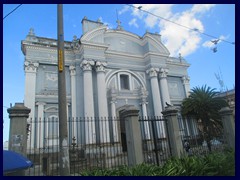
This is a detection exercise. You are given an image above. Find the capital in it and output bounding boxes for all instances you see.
[140,98,148,106]
[24,61,39,73]
[80,59,95,71]
[69,65,76,76]
[146,67,159,78]
[182,76,190,84]
[96,61,107,72]
[159,68,169,78]
[36,102,46,106]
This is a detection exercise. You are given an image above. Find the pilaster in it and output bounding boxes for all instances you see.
[96,61,110,142]
[69,65,77,139]
[159,68,171,109]
[36,102,46,148]
[109,87,118,142]
[80,59,96,144]
[146,68,165,138]
[24,61,38,148]
[182,75,190,97]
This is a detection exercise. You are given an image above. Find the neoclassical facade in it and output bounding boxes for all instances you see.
[22,17,195,147]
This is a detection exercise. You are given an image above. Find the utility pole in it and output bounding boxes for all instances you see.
[57,4,70,176]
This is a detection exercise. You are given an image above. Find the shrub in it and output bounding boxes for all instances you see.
[79,150,235,176]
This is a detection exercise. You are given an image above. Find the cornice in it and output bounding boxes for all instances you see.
[81,26,107,41]
[166,61,190,67]
[80,40,109,50]
[23,43,74,54]
[106,29,141,39]
[143,51,169,58]
[142,33,170,55]
[105,50,143,59]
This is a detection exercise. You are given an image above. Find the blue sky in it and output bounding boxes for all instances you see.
[3,4,235,143]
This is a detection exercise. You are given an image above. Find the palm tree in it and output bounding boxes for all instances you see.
[181,85,228,152]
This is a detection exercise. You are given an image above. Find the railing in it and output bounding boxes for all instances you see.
[180,132,227,156]
[25,117,128,176]
[139,117,172,166]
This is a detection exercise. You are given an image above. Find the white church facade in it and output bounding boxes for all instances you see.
[21,17,197,148]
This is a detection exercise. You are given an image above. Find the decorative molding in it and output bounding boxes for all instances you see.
[182,76,190,84]
[69,65,76,76]
[71,35,80,50]
[139,87,148,105]
[106,29,142,43]
[36,102,46,106]
[81,26,107,41]
[146,67,159,78]
[80,41,109,51]
[24,61,39,73]
[96,61,107,72]
[80,59,95,71]
[106,69,147,90]
[22,43,74,54]
[159,68,169,78]
[43,71,58,90]
[105,50,143,59]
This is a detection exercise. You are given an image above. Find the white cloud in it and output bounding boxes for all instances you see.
[128,4,215,57]
[145,15,158,29]
[191,4,216,15]
[130,4,173,28]
[129,18,139,28]
[118,5,130,15]
[160,11,204,56]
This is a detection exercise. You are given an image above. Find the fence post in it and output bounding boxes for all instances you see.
[219,107,235,149]
[7,103,31,175]
[119,105,143,167]
[162,106,183,158]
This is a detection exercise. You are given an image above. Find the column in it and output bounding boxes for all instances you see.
[69,65,77,139]
[36,102,46,148]
[96,61,110,142]
[66,103,70,142]
[119,105,143,166]
[182,75,190,97]
[24,61,39,148]
[80,59,96,144]
[219,107,235,149]
[159,68,171,109]
[146,68,165,138]
[7,103,31,176]
[139,87,150,139]
[110,87,119,142]
[162,106,184,158]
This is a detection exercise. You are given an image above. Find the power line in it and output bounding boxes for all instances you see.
[3,4,22,20]
[126,4,235,45]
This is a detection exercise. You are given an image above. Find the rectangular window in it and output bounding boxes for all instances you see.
[120,74,130,90]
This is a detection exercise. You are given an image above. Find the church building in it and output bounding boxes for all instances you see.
[21,17,196,148]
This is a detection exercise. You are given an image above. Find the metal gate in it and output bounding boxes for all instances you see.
[139,117,172,166]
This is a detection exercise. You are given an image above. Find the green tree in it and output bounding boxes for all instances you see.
[181,85,228,151]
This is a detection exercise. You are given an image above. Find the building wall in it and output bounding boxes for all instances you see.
[21,18,193,147]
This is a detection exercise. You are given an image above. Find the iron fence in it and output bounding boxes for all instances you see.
[139,117,172,166]
[25,117,128,176]
[24,115,227,175]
